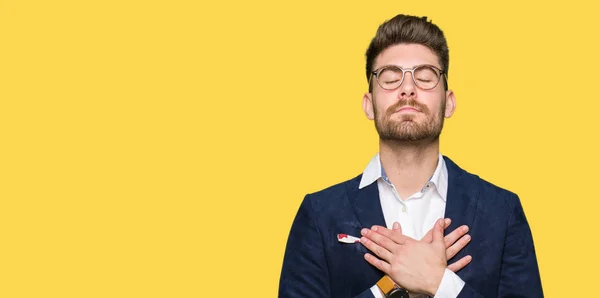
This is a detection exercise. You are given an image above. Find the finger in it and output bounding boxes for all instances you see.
[423,218,451,243]
[359,234,394,262]
[444,225,469,248]
[446,234,471,260]
[445,218,452,227]
[432,218,445,246]
[368,225,407,245]
[447,255,472,272]
[364,253,391,274]
[393,222,400,230]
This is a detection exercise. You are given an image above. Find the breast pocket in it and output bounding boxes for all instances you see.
[330,229,370,258]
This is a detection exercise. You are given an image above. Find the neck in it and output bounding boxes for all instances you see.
[379,138,440,200]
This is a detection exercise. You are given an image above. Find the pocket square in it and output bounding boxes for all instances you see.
[337,233,361,243]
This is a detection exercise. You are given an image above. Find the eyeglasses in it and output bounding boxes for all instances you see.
[369,64,446,91]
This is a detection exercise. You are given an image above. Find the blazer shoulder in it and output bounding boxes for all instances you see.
[477,176,523,209]
[306,174,362,201]
[299,174,362,217]
[445,156,521,209]
[476,175,517,198]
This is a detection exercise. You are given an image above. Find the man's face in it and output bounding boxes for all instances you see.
[363,43,455,142]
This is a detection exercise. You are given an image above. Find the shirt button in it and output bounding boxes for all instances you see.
[402,206,407,212]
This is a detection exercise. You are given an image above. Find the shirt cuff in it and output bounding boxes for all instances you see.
[433,268,465,298]
[370,284,384,298]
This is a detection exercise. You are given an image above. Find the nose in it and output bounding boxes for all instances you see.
[398,71,416,98]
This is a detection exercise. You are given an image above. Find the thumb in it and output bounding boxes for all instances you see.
[433,218,445,245]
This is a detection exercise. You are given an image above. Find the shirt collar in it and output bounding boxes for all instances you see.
[358,153,383,189]
[358,153,448,202]
[429,154,448,202]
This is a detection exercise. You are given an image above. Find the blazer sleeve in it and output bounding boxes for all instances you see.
[496,194,544,297]
[279,195,375,298]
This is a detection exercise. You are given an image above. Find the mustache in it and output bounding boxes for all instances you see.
[386,99,429,115]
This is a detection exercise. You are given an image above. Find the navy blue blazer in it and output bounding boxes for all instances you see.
[279,156,543,297]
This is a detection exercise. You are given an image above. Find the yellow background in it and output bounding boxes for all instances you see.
[1,0,598,296]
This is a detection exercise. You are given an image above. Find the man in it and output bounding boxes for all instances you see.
[279,14,543,298]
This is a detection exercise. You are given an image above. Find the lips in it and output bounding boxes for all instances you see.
[395,106,420,113]
[387,100,428,116]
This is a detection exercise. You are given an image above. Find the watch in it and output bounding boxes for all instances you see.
[376,275,409,298]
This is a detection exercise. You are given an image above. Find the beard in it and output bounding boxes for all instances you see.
[373,97,446,142]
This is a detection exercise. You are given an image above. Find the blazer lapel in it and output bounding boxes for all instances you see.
[347,177,387,230]
[443,156,480,260]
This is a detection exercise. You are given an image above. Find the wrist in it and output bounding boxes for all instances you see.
[377,275,409,298]
[425,268,446,296]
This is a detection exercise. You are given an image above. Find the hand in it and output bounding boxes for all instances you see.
[366,219,472,272]
[418,218,472,271]
[360,218,448,296]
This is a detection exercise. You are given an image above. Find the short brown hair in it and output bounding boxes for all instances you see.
[365,14,449,91]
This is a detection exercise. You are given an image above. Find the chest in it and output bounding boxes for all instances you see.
[377,180,446,240]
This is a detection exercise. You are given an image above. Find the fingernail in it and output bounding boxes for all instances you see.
[466,255,472,261]
[463,226,469,232]
[444,218,451,225]
[361,229,368,236]
[360,237,367,243]
[465,235,471,241]
[372,226,378,231]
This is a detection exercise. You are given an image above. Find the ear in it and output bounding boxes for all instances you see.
[444,90,456,118]
[362,92,375,120]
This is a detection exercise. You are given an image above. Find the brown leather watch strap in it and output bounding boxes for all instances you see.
[376,275,396,296]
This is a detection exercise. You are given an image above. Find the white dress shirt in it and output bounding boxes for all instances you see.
[359,153,465,298]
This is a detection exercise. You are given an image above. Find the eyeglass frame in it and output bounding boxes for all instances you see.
[368,64,448,91]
